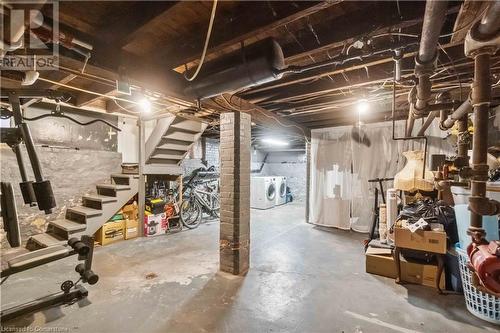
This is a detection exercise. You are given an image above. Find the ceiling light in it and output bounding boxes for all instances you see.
[357,99,369,114]
[139,98,151,113]
[261,138,289,146]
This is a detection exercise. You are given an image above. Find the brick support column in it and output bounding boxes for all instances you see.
[219,112,251,275]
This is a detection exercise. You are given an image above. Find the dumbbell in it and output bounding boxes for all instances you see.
[68,237,90,255]
[75,263,99,285]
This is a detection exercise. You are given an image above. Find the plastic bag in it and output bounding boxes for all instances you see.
[397,199,459,245]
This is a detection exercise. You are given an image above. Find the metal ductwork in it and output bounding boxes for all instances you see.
[185,38,285,100]
[407,0,449,136]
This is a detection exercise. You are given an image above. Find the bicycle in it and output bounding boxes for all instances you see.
[180,180,220,229]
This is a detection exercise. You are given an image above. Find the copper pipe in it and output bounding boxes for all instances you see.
[468,52,491,242]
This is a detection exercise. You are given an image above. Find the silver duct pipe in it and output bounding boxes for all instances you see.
[439,96,472,130]
[417,91,452,136]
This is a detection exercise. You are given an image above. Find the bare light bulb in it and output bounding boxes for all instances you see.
[357,99,369,114]
[139,98,152,113]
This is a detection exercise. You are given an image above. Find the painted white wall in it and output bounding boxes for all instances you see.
[116,118,167,163]
[117,117,139,163]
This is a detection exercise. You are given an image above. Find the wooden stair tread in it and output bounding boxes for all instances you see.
[50,219,86,232]
[30,233,66,247]
[83,195,118,203]
[96,184,131,191]
[67,206,102,217]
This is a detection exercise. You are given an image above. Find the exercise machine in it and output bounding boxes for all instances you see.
[0,235,98,323]
[0,89,100,322]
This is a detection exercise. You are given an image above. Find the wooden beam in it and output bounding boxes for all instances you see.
[76,82,116,107]
[241,5,460,100]
[165,1,341,71]
[245,42,466,105]
[204,94,311,138]
[305,110,409,129]
[101,1,179,49]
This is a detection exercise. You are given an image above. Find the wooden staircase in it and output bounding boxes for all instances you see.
[25,115,207,250]
[26,174,139,250]
[144,116,207,175]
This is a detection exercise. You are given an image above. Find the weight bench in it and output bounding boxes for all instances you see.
[2,245,71,277]
[1,236,98,323]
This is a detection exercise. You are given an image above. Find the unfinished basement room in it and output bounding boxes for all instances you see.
[1,0,500,332]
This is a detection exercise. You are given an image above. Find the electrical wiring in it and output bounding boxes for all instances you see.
[37,77,141,105]
[112,99,140,115]
[220,94,311,143]
[438,5,489,39]
[184,0,218,81]
[438,43,463,100]
[370,32,419,39]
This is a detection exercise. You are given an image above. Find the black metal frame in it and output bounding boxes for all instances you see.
[1,89,62,214]
[0,89,99,322]
[0,236,98,323]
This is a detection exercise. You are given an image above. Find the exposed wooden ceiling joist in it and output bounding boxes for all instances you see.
[102,1,180,49]
[204,94,311,138]
[166,1,341,72]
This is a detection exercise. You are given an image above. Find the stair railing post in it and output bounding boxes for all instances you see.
[138,118,146,237]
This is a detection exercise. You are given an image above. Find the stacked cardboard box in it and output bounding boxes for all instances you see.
[366,235,446,290]
[365,247,445,289]
[95,202,139,245]
[95,220,125,246]
[122,202,139,240]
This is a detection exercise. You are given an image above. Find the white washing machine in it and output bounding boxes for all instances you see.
[274,176,287,205]
[251,176,276,209]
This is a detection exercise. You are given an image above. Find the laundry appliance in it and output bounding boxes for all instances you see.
[250,176,276,209]
[274,176,287,205]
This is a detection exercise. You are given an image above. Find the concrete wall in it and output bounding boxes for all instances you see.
[1,145,122,248]
[251,150,307,202]
[25,105,119,151]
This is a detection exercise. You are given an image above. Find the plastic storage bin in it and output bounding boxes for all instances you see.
[454,204,499,250]
[456,246,500,324]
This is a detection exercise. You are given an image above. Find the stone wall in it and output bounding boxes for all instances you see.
[181,137,220,177]
[205,138,220,170]
[1,145,122,248]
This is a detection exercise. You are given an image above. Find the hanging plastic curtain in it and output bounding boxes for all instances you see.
[309,120,454,233]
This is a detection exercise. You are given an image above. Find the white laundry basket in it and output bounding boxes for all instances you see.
[456,246,500,324]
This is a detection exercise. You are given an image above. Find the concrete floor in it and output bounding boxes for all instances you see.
[1,203,497,332]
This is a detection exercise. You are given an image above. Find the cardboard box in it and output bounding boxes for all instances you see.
[365,248,397,279]
[394,227,447,254]
[365,246,445,289]
[95,220,125,245]
[144,213,168,237]
[122,202,138,221]
[402,259,445,289]
[125,219,138,240]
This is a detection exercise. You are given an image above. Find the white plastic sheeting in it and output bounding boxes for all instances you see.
[309,120,454,233]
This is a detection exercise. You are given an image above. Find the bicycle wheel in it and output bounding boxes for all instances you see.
[210,195,220,218]
[180,197,202,229]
